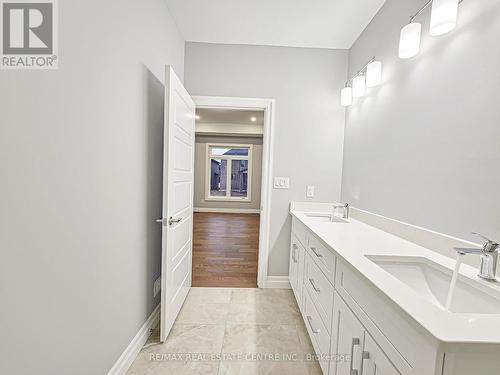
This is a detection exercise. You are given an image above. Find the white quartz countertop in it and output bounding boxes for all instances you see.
[290,206,500,344]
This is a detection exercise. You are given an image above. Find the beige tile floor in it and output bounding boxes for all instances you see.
[127,288,322,375]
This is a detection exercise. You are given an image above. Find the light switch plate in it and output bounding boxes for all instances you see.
[306,185,315,198]
[273,177,290,189]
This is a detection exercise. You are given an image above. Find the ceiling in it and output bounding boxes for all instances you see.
[165,0,386,49]
[196,108,264,125]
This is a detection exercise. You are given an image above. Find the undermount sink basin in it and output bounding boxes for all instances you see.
[366,255,500,314]
[305,213,347,223]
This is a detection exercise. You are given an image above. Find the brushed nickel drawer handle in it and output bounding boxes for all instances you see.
[360,351,370,375]
[310,247,323,258]
[306,315,321,334]
[309,278,320,292]
[349,337,361,375]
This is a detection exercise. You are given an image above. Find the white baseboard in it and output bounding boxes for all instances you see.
[194,207,260,214]
[264,276,291,289]
[107,304,160,375]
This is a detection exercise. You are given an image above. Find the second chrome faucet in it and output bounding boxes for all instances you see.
[332,203,350,220]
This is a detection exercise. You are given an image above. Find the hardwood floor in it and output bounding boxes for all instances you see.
[192,212,260,288]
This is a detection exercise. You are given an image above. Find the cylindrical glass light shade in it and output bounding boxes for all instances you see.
[340,87,352,107]
[399,22,422,59]
[430,0,459,36]
[366,61,382,87]
[352,76,366,98]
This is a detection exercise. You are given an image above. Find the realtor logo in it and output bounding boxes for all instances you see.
[1,0,58,69]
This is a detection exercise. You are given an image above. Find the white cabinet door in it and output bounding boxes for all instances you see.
[361,334,400,375]
[332,293,366,375]
[289,236,299,293]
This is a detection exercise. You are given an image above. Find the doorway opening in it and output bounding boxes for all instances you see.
[192,96,275,289]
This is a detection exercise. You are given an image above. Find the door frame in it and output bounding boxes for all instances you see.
[192,96,275,288]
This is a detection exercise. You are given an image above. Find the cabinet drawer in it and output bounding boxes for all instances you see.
[291,216,308,248]
[304,252,334,334]
[303,288,330,375]
[308,233,336,281]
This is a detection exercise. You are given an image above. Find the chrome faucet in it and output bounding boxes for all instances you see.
[332,203,350,220]
[454,232,499,281]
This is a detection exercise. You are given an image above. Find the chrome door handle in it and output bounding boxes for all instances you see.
[306,316,321,334]
[309,278,320,292]
[310,247,323,258]
[359,351,370,375]
[349,337,361,375]
[168,217,182,225]
[155,218,163,223]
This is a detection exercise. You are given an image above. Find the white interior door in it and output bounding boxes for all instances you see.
[159,66,195,341]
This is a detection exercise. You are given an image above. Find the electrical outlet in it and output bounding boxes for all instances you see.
[153,277,161,297]
[306,185,315,198]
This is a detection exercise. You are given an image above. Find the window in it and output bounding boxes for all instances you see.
[206,144,252,201]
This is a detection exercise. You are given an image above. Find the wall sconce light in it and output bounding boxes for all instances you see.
[366,60,382,87]
[352,75,366,98]
[399,22,422,59]
[341,87,353,107]
[430,0,460,36]
[399,0,464,59]
[344,0,467,107]
[340,57,382,106]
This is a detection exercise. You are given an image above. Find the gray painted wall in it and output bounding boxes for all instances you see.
[185,43,348,276]
[341,0,500,244]
[0,0,184,374]
[194,135,263,210]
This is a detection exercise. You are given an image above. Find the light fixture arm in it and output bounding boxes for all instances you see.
[409,0,434,23]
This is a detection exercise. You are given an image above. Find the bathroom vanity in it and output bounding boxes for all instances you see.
[289,202,500,375]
